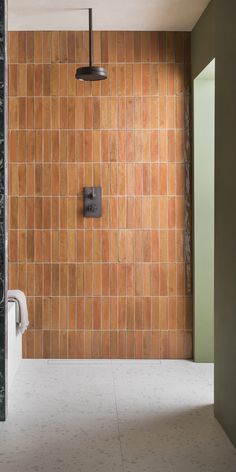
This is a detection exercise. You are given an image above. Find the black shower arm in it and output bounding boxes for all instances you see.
[89,8,93,67]
[76,7,93,66]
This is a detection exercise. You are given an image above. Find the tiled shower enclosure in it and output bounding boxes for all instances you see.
[8,30,192,359]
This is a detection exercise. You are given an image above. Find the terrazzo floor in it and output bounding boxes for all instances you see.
[0,360,236,472]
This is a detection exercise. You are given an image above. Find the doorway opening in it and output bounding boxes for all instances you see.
[193,59,215,362]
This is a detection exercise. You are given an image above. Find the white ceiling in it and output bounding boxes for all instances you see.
[8,0,211,32]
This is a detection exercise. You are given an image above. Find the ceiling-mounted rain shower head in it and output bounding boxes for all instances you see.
[75,65,107,81]
[75,8,107,82]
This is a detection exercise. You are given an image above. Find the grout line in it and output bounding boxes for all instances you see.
[58,69,62,358]
[8,127,188,132]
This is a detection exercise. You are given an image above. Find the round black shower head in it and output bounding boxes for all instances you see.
[75,66,107,82]
[75,9,108,83]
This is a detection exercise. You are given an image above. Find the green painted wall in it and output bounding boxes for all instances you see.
[192,0,236,447]
[194,63,215,363]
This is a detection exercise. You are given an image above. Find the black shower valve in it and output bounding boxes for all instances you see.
[83,186,102,218]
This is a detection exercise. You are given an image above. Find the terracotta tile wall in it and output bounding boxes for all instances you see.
[8,31,192,359]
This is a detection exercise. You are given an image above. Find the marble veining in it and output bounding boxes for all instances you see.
[0,0,6,422]
[0,360,236,471]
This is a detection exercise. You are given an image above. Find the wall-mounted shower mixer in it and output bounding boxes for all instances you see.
[83,187,102,218]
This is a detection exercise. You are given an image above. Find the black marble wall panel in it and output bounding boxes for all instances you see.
[0,0,7,421]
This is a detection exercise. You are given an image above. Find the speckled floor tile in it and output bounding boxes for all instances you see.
[0,360,235,472]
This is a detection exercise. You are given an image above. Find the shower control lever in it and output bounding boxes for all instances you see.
[89,189,96,200]
[83,187,102,218]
